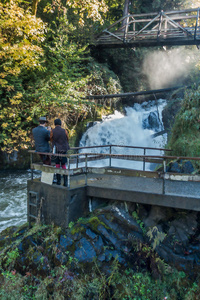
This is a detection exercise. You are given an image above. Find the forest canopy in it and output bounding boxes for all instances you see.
[0,0,199,153]
[0,0,122,152]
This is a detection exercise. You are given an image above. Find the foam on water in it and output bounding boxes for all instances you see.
[79,99,167,169]
[0,170,40,233]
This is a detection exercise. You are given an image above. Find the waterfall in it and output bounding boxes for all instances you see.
[79,99,167,170]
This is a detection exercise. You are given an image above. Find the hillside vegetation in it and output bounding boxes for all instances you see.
[167,86,200,160]
[0,0,200,157]
[0,0,124,153]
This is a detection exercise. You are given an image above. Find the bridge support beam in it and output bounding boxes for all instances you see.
[87,186,200,212]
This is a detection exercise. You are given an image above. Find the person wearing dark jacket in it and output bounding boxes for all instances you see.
[32,116,51,165]
[50,118,70,186]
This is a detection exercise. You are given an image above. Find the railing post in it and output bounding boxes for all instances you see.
[109,145,112,167]
[85,154,88,186]
[67,156,70,189]
[123,15,129,42]
[76,149,78,168]
[162,158,166,195]
[143,148,146,171]
[30,152,33,180]
[194,8,199,41]
[157,10,163,41]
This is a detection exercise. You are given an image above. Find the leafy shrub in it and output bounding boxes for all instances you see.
[167,86,200,166]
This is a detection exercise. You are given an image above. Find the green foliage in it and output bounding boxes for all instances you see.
[1,258,199,299]
[68,221,75,229]
[0,223,200,299]
[0,1,122,153]
[0,0,45,87]
[0,0,46,152]
[130,0,184,13]
[167,86,200,161]
[132,211,146,233]
[147,226,166,250]
[4,249,20,269]
[95,47,150,93]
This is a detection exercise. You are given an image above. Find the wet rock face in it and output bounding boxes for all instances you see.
[162,98,182,133]
[166,160,194,174]
[142,111,160,131]
[0,150,30,170]
[0,204,200,278]
[146,208,200,275]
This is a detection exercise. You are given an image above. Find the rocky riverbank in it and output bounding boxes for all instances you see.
[0,202,200,299]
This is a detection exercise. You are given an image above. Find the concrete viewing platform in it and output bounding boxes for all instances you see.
[27,146,200,228]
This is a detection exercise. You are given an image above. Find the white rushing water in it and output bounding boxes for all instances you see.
[0,99,167,233]
[0,170,40,233]
[79,99,167,169]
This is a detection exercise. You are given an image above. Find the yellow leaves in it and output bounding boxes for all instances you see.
[13,92,23,99]
[25,137,31,143]
[0,72,7,78]
[10,93,22,105]
[6,85,15,92]
[0,1,45,83]
[2,123,8,128]
[66,0,108,25]
[10,92,23,105]
[26,116,32,122]
[11,132,18,138]
[8,113,15,118]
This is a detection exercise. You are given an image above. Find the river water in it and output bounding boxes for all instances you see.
[0,170,40,233]
[0,99,167,233]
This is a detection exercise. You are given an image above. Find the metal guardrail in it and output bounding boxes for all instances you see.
[95,8,200,48]
[29,144,171,172]
[29,144,200,190]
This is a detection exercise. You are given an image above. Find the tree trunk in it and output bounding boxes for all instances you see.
[122,0,129,29]
[32,0,39,16]
[123,0,129,17]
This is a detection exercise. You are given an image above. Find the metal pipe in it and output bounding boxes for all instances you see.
[109,146,112,167]
[76,149,78,168]
[162,159,166,194]
[143,148,146,171]
[85,154,88,186]
[194,8,199,40]
[67,157,70,189]
[30,153,33,180]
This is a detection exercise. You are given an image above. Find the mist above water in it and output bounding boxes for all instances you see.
[143,48,198,89]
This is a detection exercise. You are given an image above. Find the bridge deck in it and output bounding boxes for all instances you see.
[95,9,200,48]
[29,148,200,219]
[31,164,200,212]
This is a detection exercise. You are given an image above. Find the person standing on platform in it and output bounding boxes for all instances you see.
[32,116,51,165]
[50,118,70,186]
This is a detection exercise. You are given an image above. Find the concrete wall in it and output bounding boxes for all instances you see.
[27,180,88,228]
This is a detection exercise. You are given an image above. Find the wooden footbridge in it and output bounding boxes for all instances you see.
[27,145,200,228]
[95,8,200,48]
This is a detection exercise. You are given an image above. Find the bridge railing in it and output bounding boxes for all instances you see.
[29,146,200,189]
[29,144,171,171]
[68,144,171,169]
[95,8,200,47]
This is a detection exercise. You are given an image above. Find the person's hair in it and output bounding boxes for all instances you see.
[39,121,46,125]
[54,118,61,126]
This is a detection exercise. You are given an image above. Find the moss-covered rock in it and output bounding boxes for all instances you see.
[1,204,200,299]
